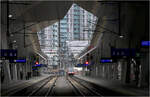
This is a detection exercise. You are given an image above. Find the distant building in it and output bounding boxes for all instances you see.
[67,4,97,41]
[38,22,59,66]
[37,3,97,67]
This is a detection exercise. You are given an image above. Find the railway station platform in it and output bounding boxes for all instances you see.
[75,75,149,96]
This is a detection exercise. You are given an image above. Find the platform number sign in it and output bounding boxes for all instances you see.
[111,48,136,58]
[0,49,17,60]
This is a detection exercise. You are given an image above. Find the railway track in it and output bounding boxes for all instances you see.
[9,75,57,96]
[72,76,126,96]
[3,75,125,96]
[45,76,57,96]
[29,76,57,96]
[2,76,51,96]
[67,76,103,96]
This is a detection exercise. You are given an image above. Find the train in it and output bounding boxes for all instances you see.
[67,67,75,76]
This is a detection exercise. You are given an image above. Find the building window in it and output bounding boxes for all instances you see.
[61,23,67,25]
[74,9,79,12]
[74,4,77,7]
[53,25,57,27]
[53,30,57,32]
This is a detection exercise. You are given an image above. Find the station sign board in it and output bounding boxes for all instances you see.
[0,49,17,60]
[141,41,150,46]
[76,62,94,67]
[9,59,26,63]
[82,64,88,66]
[100,58,116,63]
[111,48,136,58]
[32,64,42,67]
[76,64,83,67]
[32,68,37,70]
[32,64,47,67]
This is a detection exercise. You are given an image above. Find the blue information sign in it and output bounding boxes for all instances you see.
[141,41,150,46]
[100,59,113,63]
[76,63,88,67]
[32,64,42,67]
[100,58,116,63]
[9,59,26,63]
[111,48,136,58]
[0,49,17,59]
[76,64,82,67]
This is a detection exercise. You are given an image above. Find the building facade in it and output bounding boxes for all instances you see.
[38,3,97,68]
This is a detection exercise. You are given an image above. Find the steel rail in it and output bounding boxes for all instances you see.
[29,76,56,96]
[67,77,85,96]
[71,76,103,96]
[9,76,52,96]
[46,76,58,96]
